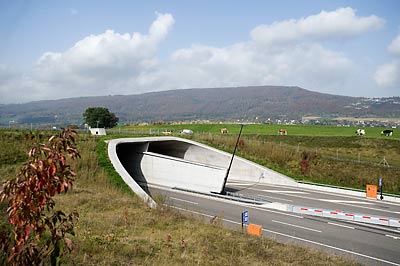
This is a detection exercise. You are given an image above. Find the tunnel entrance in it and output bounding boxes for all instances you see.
[147,140,191,159]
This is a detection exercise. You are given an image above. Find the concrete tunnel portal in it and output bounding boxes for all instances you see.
[108,137,298,205]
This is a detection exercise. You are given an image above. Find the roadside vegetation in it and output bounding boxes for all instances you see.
[0,130,359,265]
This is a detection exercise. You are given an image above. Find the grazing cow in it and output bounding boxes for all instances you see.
[355,129,365,135]
[381,129,393,136]
[278,129,287,135]
[220,128,228,134]
[180,129,193,135]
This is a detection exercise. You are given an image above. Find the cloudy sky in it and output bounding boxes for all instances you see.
[0,0,399,104]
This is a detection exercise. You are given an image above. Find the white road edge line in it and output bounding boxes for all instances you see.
[272,220,322,233]
[385,235,399,240]
[169,197,198,205]
[327,222,355,230]
[168,204,400,266]
[261,228,400,266]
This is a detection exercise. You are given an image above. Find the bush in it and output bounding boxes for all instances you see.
[0,128,80,266]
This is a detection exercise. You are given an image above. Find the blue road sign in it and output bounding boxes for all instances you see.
[242,210,249,223]
[379,177,383,187]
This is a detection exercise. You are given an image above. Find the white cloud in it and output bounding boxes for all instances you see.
[374,34,400,89]
[69,8,78,16]
[374,62,399,87]
[388,35,400,56]
[31,12,174,98]
[156,42,354,93]
[0,9,390,104]
[251,7,384,45]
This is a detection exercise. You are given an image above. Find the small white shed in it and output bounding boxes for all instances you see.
[90,128,107,136]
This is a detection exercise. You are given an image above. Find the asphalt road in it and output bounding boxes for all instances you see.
[146,183,400,266]
[226,181,400,219]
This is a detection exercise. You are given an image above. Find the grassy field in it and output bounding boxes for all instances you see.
[121,123,400,140]
[0,130,360,265]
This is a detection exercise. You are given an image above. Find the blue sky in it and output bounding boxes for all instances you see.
[0,0,399,103]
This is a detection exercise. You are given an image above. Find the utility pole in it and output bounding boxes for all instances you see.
[221,124,245,195]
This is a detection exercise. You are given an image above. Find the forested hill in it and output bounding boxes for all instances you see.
[1,86,399,125]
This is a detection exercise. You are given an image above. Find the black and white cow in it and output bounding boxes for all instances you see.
[381,129,393,136]
[355,129,365,135]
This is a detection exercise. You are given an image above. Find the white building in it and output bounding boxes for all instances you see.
[90,128,107,136]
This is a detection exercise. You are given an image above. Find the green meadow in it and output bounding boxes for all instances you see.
[123,123,399,139]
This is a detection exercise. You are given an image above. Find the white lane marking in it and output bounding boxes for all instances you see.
[272,220,322,233]
[257,194,293,202]
[322,200,374,205]
[350,221,400,234]
[168,205,400,266]
[327,222,355,230]
[169,197,198,205]
[261,227,400,266]
[385,235,399,240]
[263,190,309,194]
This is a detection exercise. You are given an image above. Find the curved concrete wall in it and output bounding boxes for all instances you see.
[108,137,297,205]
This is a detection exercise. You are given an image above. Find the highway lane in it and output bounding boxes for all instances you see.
[226,181,400,219]
[147,185,400,266]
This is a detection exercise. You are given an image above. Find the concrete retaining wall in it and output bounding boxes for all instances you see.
[140,152,226,193]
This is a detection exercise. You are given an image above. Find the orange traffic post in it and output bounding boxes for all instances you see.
[366,184,377,199]
[247,223,262,236]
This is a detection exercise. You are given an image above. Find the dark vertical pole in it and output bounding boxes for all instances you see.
[221,124,244,195]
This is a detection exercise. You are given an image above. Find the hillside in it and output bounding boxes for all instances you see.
[1,86,399,126]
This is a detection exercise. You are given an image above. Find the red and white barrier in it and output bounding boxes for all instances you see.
[292,205,399,228]
[389,218,400,227]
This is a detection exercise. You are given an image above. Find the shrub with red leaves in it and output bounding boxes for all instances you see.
[0,128,80,266]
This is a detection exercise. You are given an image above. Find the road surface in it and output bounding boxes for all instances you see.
[146,182,400,266]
